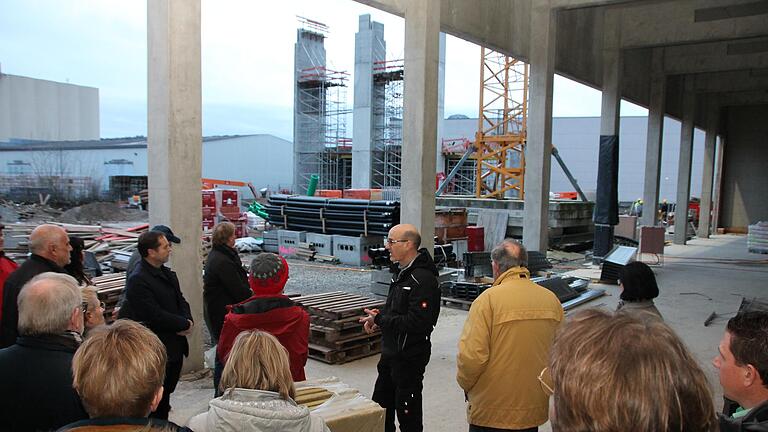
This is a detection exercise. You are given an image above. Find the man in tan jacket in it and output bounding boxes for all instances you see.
[457,239,563,431]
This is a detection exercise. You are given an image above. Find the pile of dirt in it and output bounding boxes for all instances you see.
[57,202,148,224]
[0,200,63,222]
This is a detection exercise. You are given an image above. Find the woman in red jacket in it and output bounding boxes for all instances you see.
[0,223,20,324]
[216,253,309,396]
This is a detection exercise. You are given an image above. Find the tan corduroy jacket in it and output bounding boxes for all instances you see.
[456,266,564,429]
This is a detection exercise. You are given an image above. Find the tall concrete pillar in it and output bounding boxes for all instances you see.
[712,134,725,231]
[523,2,557,253]
[674,77,696,245]
[147,0,203,372]
[401,0,440,253]
[436,33,447,175]
[698,98,719,238]
[640,49,665,227]
[352,15,385,188]
[593,10,622,261]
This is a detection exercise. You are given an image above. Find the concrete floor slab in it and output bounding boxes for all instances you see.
[170,234,768,431]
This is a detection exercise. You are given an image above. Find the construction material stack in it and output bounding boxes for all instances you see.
[293,292,385,364]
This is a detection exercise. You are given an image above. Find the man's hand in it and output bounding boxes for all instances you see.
[359,308,380,334]
[177,319,194,336]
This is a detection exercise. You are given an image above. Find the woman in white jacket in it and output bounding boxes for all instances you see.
[188,330,330,432]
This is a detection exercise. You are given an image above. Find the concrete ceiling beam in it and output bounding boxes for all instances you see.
[661,37,768,75]
[617,0,768,49]
[691,69,768,93]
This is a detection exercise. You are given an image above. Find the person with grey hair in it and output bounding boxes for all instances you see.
[0,272,88,430]
[1,223,72,348]
[456,239,563,432]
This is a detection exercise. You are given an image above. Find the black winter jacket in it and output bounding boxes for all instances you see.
[374,248,440,360]
[0,333,88,430]
[0,254,66,348]
[119,259,193,362]
[720,401,768,432]
[203,244,251,343]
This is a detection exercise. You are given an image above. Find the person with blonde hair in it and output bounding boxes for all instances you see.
[546,309,716,432]
[80,286,105,334]
[189,330,329,432]
[58,319,191,431]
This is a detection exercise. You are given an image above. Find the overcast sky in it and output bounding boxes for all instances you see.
[0,0,648,140]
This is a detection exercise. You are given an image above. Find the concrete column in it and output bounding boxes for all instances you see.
[401,0,440,252]
[698,98,719,238]
[640,48,665,227]
[352,15,385,188]
[593,9,622,261]
[147,0,203,372]
[436,33,447,175]
[673,77,696,245]
[712,134,725,231]
[523,2,557,253]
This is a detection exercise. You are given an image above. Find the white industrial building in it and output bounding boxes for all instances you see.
[0,70,99,142]
[0,134,293,201]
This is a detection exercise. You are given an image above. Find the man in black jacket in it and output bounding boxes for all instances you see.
[0,272,88,430]
[715,311,768,431]
[119,230,193,420]
[0,223,71,348]
[360,223,440,432]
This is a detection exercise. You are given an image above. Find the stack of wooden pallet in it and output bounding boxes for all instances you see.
[293,291,385,364]
[92,273,126,322]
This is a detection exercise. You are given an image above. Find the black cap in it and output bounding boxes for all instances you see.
[151,225,181,244]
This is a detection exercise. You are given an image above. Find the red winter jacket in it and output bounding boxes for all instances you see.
[0,254,19,323]
[217,294,309,382]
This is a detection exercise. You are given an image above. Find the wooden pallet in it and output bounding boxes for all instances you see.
[309,323,377,344]
[310,326,381,349]
[308,339,382,364]
[294,291,386,320]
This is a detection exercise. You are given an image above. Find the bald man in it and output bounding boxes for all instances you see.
[0,224,72,348]
[360,223,440,432]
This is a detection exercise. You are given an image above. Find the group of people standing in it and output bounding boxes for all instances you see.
[1,219,767,432]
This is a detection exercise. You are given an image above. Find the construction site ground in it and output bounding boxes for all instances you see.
[169,234,768,431]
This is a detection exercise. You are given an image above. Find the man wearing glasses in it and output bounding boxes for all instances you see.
[360,223,440,432]
[456,239,563,432]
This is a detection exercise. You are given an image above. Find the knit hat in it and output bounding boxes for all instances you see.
[248,253,289,296]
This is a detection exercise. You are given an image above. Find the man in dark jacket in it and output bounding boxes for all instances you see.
[1,223,71,348]
[0,223,19,327]
[360,223,440,432]
[0,272,88,430]
[119,230,193,420]
[203,221,251,345]
[715,311,768,431]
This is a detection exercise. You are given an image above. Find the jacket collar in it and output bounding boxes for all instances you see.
[140,258,171,279]
[16,331,81,353]
[29,253,65,273]
[394,248,438,282]
[492,266,531,287]
[213,243,239,260]
[59,416,186,431]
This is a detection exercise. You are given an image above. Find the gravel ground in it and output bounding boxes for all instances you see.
[240,254,377,297]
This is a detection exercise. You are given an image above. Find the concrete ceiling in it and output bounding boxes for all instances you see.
[354,0,768,129]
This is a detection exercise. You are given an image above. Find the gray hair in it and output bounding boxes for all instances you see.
[491,239,528,273]
[18,272,81,336]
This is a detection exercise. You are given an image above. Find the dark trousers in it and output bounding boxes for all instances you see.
[213,356,224,398]
[150,359,183,420]
[372,353,429,432]
[469,426,537,432]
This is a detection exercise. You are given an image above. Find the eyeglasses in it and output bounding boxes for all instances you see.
[538,367,554,396]
[82,301,106,313]
[386,238,409,245]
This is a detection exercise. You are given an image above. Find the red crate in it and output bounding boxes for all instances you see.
[466,226,485,252]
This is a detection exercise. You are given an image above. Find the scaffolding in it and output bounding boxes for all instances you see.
[371,59,404,190]
[441,138,477,196]
[475,48,528,199]
[294,19,352,193]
